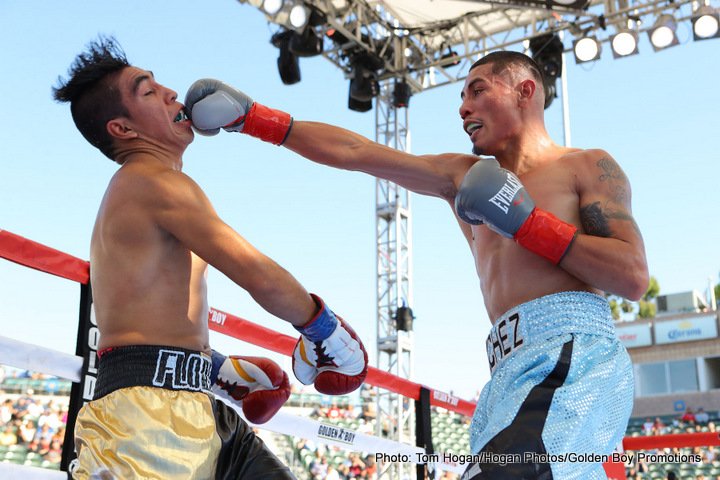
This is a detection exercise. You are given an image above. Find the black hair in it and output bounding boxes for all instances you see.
[469,51,544,90]
[52,36,131,161]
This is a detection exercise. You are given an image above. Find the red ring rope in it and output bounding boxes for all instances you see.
[0,229,474,415]
[6,229,718,480]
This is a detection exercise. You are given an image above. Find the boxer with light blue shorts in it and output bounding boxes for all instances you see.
[465,291,633,479]
[453,151,639,478]
[184,50,648,479]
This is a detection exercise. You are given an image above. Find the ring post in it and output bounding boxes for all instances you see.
[415,386,434,479]
[61,281,96,473]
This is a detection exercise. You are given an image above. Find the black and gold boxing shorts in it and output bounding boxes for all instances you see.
[72,345,294,480]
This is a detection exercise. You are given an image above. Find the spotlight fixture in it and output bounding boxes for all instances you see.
[262,0,283,15]
[572,36,602,63]
[326,27,349,46]
[348,65,378,112]
[288,4,310,31]
[439,45,461,67]
[395,306,414,332]
[513,0,590,9]
[348,95,373,113]
[348,54,381,112]
[392,80,412,108]
[610,29,639,58]
[271,30,301,85]
[550,0,590,7]
[529,33,564,109]
[692,5,720,40]
[289,28,322,57]
[648,14,679,51]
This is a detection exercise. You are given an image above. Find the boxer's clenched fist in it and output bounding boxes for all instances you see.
[455,158,577,264]
[184,79,293,145]
[292,294,368,395]
[211,351,291,424]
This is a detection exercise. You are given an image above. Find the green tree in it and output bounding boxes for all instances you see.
[637,276,660,319]
[607,275,660,320]
[638,300,657,318]
[643,276,660,301]
[608,297,621,320]
[621,299,634,313]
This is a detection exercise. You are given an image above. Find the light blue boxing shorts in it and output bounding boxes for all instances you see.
[463,291,633,480]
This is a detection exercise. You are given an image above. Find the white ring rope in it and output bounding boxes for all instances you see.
[0,336,82,382]
[0,335,467,476]
[0,463,67,479]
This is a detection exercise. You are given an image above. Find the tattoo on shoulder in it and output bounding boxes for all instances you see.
[580,201,642,237]
[597,157,625,181]
[597,156,629,204]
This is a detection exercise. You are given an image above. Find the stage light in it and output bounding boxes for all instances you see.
[610,29,639,58]
[262,0,283,15]
[693,5,720,40]
[289,4,310,31]
[348,60,379,112]
[289,28,322,57]
[348,95,373,112]
[529,33,564,109]
[573,36,601,63]
[551,0,590,6]
[392,80,412,108]
[522,0,591,8]
[350,67,377,102]
[439,45,461,67]
[648,14,679,51]
[271,30,301,85]
[395,306,414,332]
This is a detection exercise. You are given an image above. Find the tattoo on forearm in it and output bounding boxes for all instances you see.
[597,157,628,204]
[580,201,642,237]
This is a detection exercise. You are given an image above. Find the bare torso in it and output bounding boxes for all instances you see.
[90,158,210,353]
[456,150,602,320]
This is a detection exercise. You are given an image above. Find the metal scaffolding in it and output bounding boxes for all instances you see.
[373,79,414,479]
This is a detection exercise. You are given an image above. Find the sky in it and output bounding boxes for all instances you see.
[1,1,718,402]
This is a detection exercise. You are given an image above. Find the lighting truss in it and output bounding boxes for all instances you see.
[238,0,706,95]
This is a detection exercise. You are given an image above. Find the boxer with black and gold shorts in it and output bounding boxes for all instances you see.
[72,345,295,479]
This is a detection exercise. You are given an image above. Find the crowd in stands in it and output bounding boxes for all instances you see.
[625,407,720,480]
[0,366,70,469]
[283,386,465,479]
[639,408,715,437]
[291,395,380,480]
[7,363,720,480]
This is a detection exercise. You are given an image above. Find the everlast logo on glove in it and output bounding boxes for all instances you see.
[488,174,523,214]
[486,312,524,374]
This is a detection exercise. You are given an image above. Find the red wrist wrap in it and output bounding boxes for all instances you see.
[514,208,577,264]
[241,102,293,145]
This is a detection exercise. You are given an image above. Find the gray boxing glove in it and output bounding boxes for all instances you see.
[455,158,534,236]
[185,79,292,144]
[454,158,577,264]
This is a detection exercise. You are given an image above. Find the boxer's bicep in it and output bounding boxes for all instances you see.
[146,171,271,286]
[577,153,643,245]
